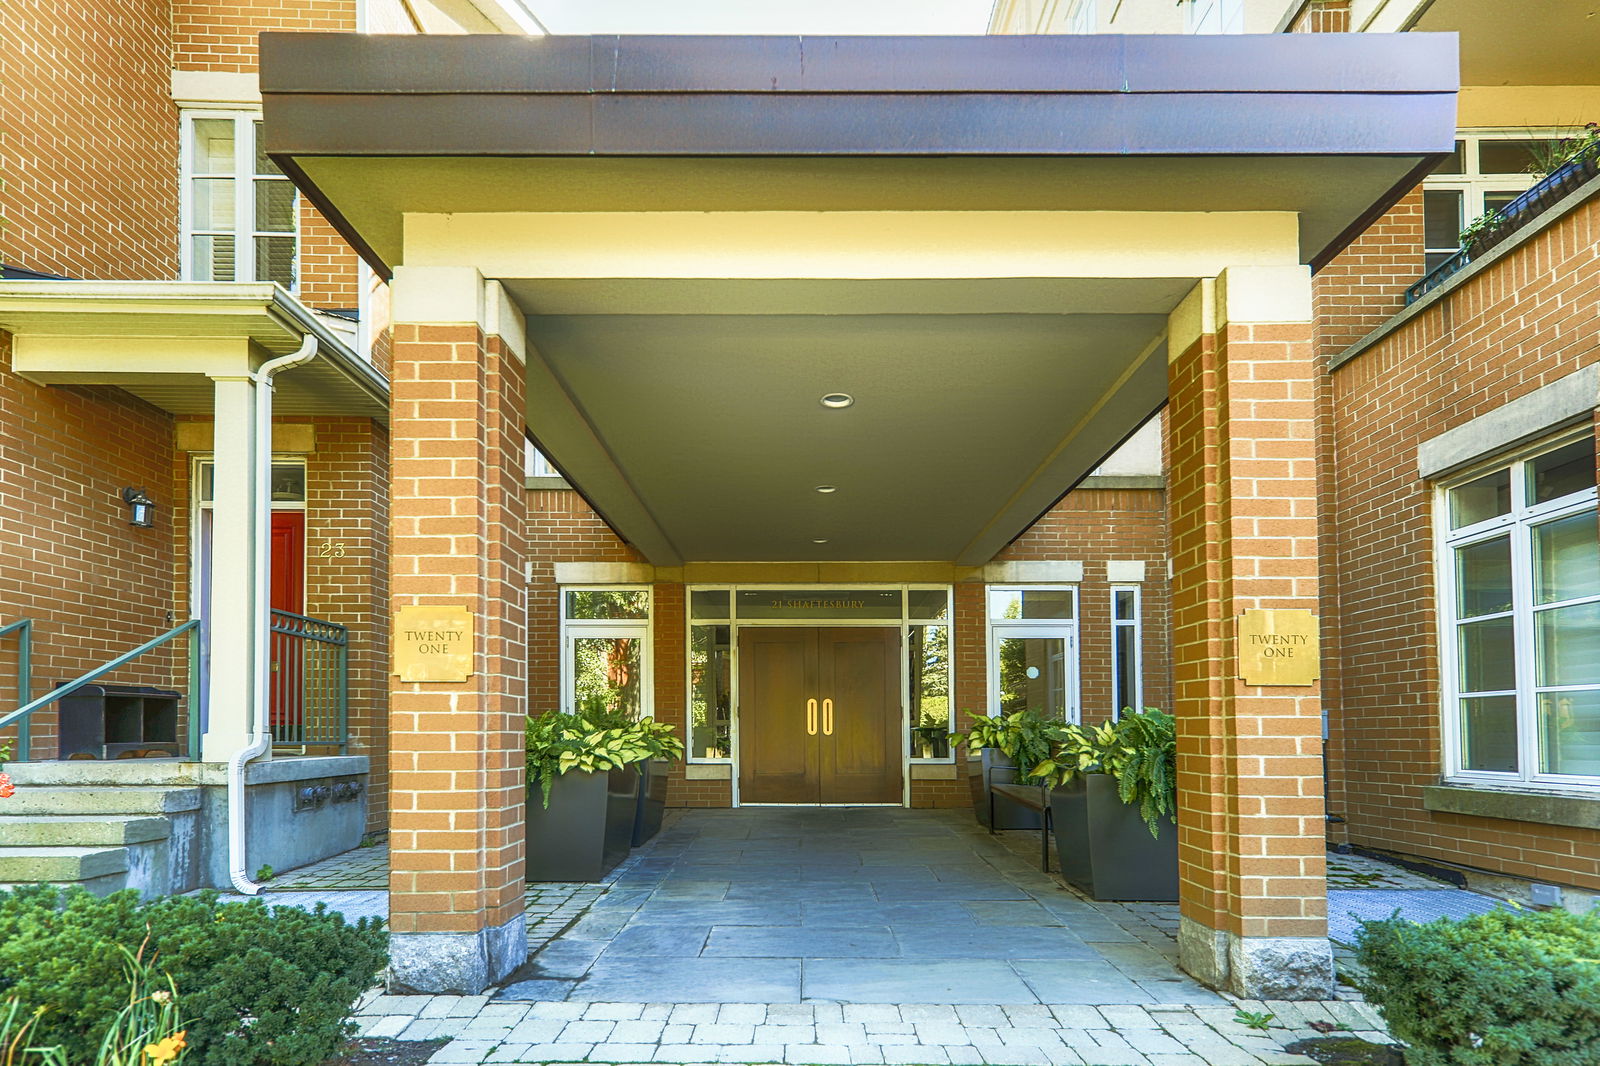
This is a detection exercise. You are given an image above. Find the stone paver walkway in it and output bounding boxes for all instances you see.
[271,840,389,890]
[356,993,1391,1064]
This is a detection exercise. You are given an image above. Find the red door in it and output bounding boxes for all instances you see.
[269,512,306,740]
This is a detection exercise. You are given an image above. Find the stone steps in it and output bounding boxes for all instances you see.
[0,786,200,816]
[0,845,129,884]
[0,814,171,847]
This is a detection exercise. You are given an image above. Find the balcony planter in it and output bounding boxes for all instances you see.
[526,765,640,882]
[1049,774,1178,902]
[631,757,670,846]
[966,748,1045,830]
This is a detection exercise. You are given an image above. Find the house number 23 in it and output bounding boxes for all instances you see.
[320,540,347,559]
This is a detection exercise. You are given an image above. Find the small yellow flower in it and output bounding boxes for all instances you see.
[143,1030,186,1065]
[150,990,172,1004]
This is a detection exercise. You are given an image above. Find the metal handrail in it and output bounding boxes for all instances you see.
[0,619,203,762]
[0,620,32,760]
[268,609,348,750]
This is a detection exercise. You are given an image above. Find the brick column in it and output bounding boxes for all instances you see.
[1167,267,1334,999]
[387,268,528,993]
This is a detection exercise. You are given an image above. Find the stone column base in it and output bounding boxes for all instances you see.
[1179,916,1335,1000]
[388,913,528,994]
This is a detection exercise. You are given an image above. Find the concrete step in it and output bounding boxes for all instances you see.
[0,846,128,883]
[3,760,200,788]
[0,871,127,897]
[0,787,201,816]
[0,814,171,847]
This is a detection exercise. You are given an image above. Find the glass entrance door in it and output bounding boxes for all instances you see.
[991,626,1075,720]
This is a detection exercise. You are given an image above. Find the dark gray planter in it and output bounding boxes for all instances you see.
[966,748,1044,830]
[526,765,640,882]
[631,759,670,847]
[1049,774,1177,902]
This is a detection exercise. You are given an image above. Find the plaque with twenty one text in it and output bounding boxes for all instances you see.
[394,605,474,683]
[1237,609,1320,686]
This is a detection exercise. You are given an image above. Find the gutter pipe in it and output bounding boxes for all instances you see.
[228,333,319,895]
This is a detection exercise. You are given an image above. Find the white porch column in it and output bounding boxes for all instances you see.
[202,374,265,763]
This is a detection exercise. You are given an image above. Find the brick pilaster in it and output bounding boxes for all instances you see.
[1168,270,1334,999]
[387,321,528,993]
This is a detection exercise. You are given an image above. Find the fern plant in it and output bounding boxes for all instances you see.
[1031,708,1177,838]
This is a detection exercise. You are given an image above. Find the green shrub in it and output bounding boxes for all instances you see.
[1356,905,1600,1065]
[0,885,387,1066]
[525,710,655,808]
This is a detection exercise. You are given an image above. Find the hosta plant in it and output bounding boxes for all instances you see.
[954,709,1065,787]
[1031,707,1177,838]
[525,711,654,809]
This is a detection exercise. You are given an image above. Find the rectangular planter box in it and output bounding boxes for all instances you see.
[632,759,669,847]
[966,748,1044,831]
[1050,774,1177,902]
[526,765,640,882]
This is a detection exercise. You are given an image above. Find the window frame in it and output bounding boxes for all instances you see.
[179,110,300,292]
[1111,584,1142,718]
[1436,430,1600,792]
[985,585,1080,724]
[558,585,653,720]
[1422,130,1578,272]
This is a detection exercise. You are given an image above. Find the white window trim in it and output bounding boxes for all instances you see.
[985,585,1080,724]
[1111,584,1142,718]
[1436,431,1600,793]
[179,109,300,292]
[1423,129,1582,265]
[558,585,653,719]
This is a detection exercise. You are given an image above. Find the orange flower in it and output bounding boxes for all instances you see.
[143,1030,186,1065]
[0,772,14,799]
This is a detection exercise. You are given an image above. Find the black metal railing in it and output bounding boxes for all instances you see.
[1407,138,1600,305]
[268,609,348,750]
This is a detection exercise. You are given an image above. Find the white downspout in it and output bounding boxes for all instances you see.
[228,334,319,895]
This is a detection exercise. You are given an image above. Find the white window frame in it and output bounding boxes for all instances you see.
[1423,129,1580,269]
[526,441,560,479]
[1436,431,1600,792]
[1065,0,1096,34]
[1185,0,1242,34]
[1111,584,1142,718]
[985,585,1080,724]
[559,585,653,719]
[179,110,300,292]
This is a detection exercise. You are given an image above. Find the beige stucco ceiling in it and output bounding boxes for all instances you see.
[1412,0,1599,86]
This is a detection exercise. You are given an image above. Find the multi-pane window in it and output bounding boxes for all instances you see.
[907,588,952,761]
[182,113,297,290]
[1441,434,1600,787]
[1423,132,1575,273]
[1065,0,1095,34]
[1111,586,1141,716]
[561,588,651,720]
[988,587,1077,722]
[1185,0,1242,34]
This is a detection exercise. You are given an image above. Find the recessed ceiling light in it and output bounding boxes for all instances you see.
[815,485,837,494]
[820,393,854,409]
[812,538,830,544]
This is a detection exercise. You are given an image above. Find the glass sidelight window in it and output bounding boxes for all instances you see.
[988,586,1078,722]
[1440,434,1600,787]
[561,586,651,720]
[1111,586,1142,717]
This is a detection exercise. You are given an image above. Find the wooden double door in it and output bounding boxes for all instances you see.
[738,627,903,804]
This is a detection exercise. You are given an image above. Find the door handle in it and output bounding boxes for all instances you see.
[807,698,818,736]
[823,698,834,736]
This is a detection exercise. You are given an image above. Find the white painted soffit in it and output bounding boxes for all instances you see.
[0,281,389,421]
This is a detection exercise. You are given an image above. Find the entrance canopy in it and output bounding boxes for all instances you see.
[261,32,1456,566]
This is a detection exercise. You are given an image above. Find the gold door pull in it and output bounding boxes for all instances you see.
[807,698,818,736]
[822,698,834,736]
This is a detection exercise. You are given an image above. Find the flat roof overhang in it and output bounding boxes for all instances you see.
[261,32,1457,566]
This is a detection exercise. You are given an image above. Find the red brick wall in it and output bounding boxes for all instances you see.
[305,418,390,834]
[1327,197,1600,889]
[0,335,180,760]
[0,0,178,279]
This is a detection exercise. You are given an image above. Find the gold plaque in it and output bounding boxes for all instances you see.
[394,605,474,683]
[1237,609,1320,686]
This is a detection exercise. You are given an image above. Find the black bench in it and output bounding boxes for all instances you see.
[988,781,1053,872]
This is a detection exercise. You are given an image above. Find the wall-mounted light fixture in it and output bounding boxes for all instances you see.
[121,487,155,528]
